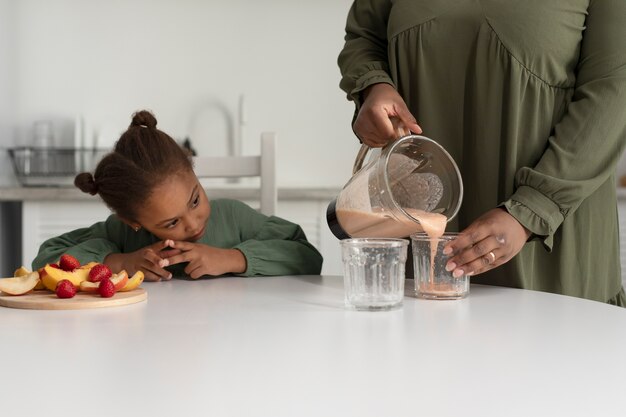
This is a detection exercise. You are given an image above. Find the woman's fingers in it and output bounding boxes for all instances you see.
[443,226,491,258]
[446,236,503,277]
[395,106,422,134]
[443,208,531,277]
[356,112,394,147]
[354,83,420,147]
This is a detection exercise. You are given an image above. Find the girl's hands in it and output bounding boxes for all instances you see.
[104,240,181,282]
[443,208,532,278]
[354,83,422,147]
[159,241,247,279]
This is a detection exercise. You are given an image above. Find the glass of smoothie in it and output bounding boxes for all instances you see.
[341,238,409,311]
[411,232,469,300]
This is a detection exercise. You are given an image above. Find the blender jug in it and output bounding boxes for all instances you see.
[327,131,463,239]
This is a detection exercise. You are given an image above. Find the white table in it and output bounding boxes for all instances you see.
[1,276,625,417]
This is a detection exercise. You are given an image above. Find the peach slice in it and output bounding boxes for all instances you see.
[0,271,40,295]
[79,280,100,293]
[37,266,51,290]
[79,262,99,271]
[15,266,45,290]
[110,271,129,291]
[42,263,90,291]
[81,271,129,293]
[120,271,144,292]
[13,266,30,277]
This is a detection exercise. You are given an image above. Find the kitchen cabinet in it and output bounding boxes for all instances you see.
[276,201,342,276]
[21,200,111,266]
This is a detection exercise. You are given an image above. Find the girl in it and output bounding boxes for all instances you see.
[32,110,323,281]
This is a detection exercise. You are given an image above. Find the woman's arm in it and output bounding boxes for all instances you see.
[338,0,394,107]
[502,0,626,250]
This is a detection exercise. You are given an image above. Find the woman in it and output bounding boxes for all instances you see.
[338,0,626,304]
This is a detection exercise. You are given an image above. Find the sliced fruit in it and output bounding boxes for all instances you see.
[15,266,45,290]
[42,264,89,291]
[98,279,116,298]
[13,266,31,277]
[110,271,129,291]
[79,262,99,271]
[34,279,46,291]
[0,271,40,295]
[35,264,59,290]
[59,254,81,271]
[56,279,77,299]
[79,280,99,293]
[120,271,144,292]
[88,264,112,283]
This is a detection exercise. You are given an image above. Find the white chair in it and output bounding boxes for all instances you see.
[192,132,277,216]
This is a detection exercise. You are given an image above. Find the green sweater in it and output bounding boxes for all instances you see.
[32,199,323,277]
[338,0,626,303]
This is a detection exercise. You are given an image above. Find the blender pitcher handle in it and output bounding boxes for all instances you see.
[352,118,412,175]
[352,144,371,175]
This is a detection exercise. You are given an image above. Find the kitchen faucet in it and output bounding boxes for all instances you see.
[186,95,247,183]
[187,94,246,159]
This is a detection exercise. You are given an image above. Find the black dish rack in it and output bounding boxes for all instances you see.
[8,147,109,187]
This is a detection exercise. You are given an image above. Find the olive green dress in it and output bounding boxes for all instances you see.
[338,0,626,304]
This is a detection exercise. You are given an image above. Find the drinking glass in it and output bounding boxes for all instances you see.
[411,233,469,300]
[341,238,408,311]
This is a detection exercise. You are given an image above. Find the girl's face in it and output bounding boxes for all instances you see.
[134,170,210,242]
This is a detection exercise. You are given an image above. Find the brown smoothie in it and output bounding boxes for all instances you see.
[337,207,452,293]
[335,207,447,239]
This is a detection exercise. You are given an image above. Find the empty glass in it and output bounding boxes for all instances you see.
[411,233,469,300]
[341,238,408,311]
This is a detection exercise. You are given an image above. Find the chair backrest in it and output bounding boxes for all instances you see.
[192,132,277,216]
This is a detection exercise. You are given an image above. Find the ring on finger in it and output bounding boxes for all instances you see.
[485,251,496,264]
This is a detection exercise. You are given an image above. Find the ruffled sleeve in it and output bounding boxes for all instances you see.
[503,0,626,250]
[338,0,395,109]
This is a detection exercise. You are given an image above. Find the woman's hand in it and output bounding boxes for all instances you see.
[104,240,180,282]
[354,83,422,147]
[160,241,247,279]
[443,208,532,278]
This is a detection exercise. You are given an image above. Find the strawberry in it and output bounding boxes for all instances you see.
[98,278,116,298]
[56,279,76,299]
[59,254,80,272]
[49,263,60,269]
[88,264,112,283]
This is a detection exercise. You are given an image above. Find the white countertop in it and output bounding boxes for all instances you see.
[0,275,624,417]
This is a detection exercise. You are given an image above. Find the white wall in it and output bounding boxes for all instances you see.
[3,0,360,187]
[4,0,626,186]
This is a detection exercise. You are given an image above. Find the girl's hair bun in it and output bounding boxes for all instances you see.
[130,110,157,129]
[74,172,99,195]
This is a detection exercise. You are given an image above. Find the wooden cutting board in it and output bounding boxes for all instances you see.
[0,288,147,310]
